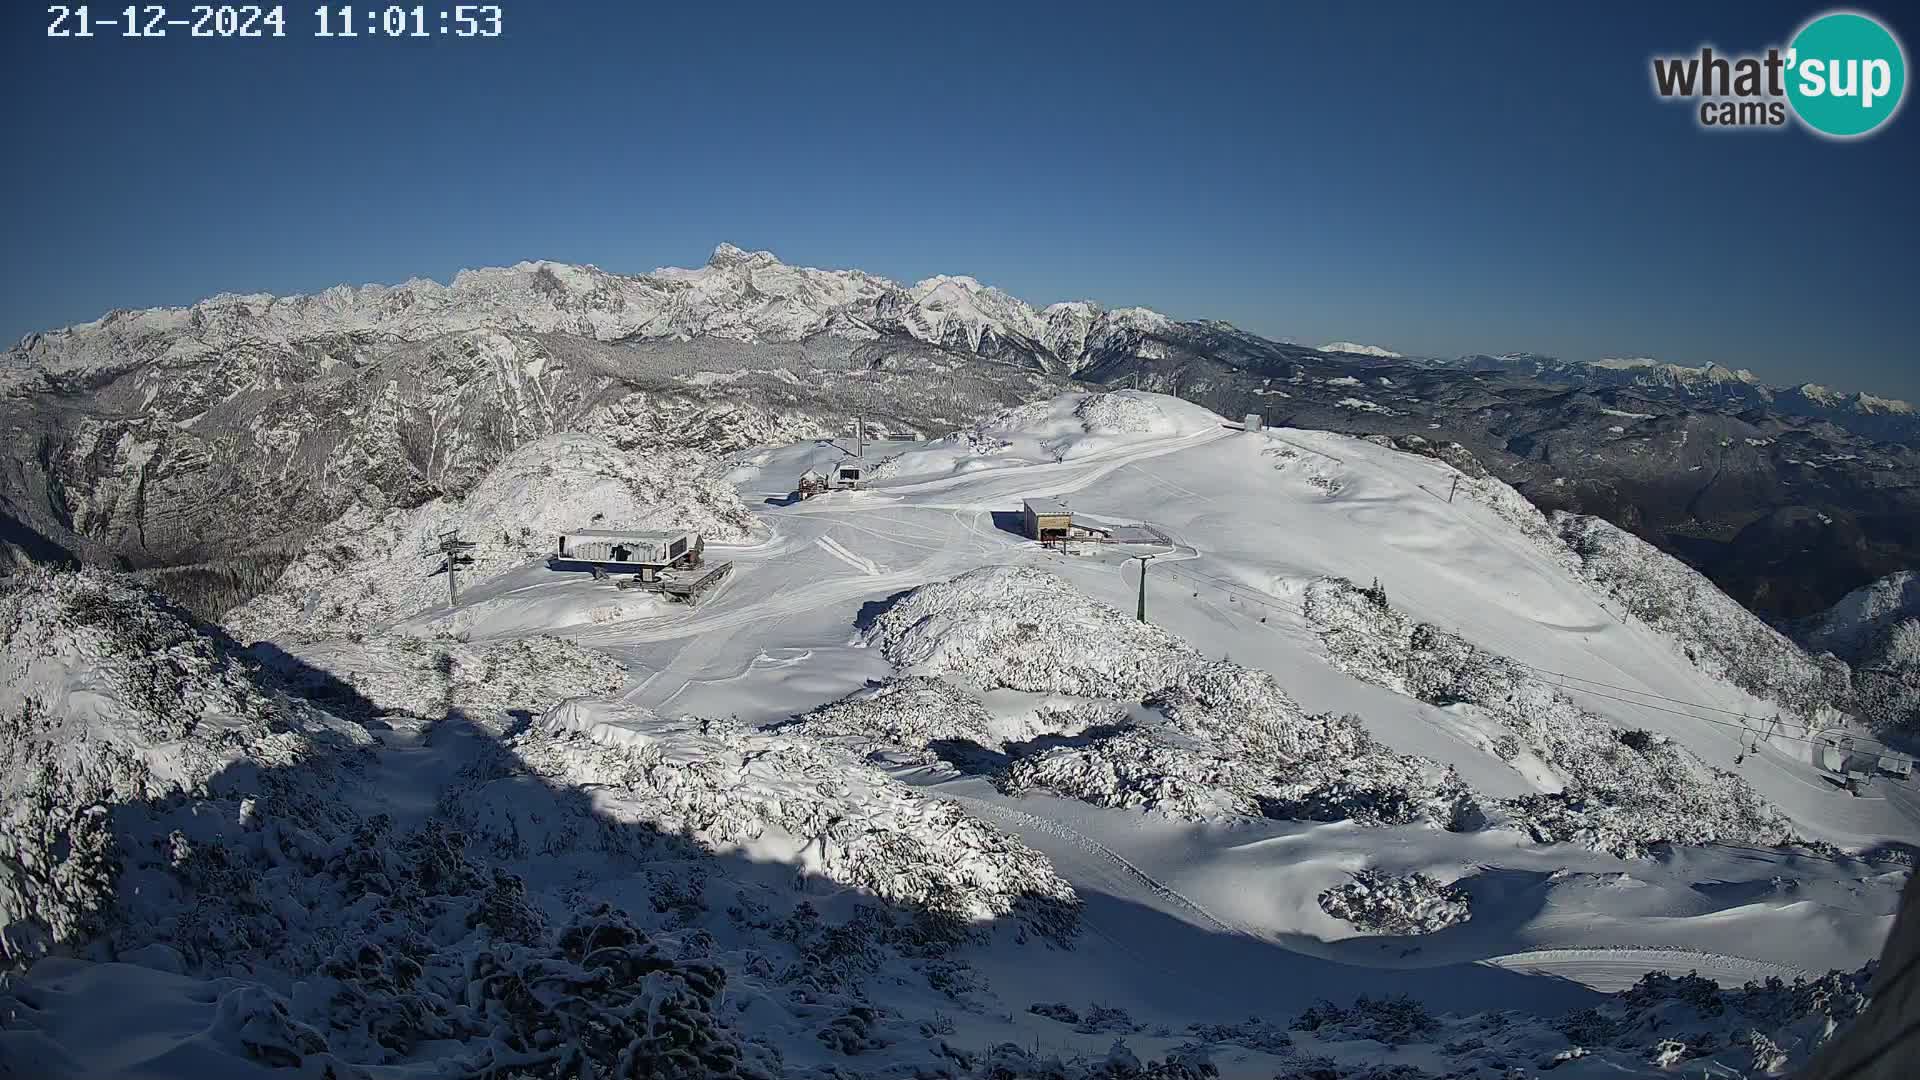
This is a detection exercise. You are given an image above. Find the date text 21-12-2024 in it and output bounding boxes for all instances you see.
[47,5,504,38]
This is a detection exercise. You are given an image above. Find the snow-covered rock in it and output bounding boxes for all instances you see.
[1317,869,1472,936]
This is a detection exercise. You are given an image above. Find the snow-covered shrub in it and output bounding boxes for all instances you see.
[784,675,1004,766]
[865,568,1366,768]
[1074,1003,1145,1035]
[1851,617,1920,734]
[960,1038,1221,1079]
[491,698,1081,942]
[1317,869,1472,936]
[1171,961,1877,1080]
[0,568,374,963]
[1000,727,1267,818]
[1304,576,1798,856]
[853,567,1484,829]
[1556,967,1869,1076]
[864,565,1212,698]
[1291,995,1441,1046]
[447,634,627,723]
[464,904,777,1079]
[1031,1002,1083,1024]
[1184,1017,1295,1054]
[1000,724,1482,830]
[0,564,1100,1078]
[257,630,627,726]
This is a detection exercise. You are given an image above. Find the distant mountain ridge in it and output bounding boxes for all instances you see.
[3,244,1171,392]
[1443,353,1918,443]
[10,245,1914,441]
[12,245,1911,438]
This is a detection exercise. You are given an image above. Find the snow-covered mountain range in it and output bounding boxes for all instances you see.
[1448,353,1918,438]
[2,243,1178,390]
[8,245,1912,421]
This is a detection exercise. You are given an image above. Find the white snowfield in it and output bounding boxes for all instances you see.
[5,390,1914,1079]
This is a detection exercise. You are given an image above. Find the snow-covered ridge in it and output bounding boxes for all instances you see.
[1797,572,1920,735]
[4,244,1189,385]
[1585,358,1760,384]
[1800,571,1920,659]
[1318,341,1402,358]
[870,390,1224,481]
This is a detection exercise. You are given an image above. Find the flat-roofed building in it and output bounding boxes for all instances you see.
[1022,498,1073,543]
[554,528,703,581]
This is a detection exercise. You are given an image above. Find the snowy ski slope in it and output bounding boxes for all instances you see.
[8,391,1912,1079]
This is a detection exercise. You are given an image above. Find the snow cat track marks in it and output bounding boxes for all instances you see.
[941,791,1249,941]
[821,514,957,556]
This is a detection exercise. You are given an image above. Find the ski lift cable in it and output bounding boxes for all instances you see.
[1141,559,1901,756]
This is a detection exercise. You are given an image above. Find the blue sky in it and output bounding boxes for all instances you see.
[4,1,1917,397]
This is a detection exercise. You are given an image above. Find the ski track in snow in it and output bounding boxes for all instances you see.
[815,534,883,575]
[939,790,1249,941]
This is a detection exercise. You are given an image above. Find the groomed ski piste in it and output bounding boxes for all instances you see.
[4,391,1913,1079]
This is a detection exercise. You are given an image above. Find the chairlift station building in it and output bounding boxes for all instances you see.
[550,527,735,606]
[554,528,701,581]
[1023,498,1075,543]
[1021,498,1168,546]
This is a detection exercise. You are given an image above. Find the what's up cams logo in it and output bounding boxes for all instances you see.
[1651,9,1907,138]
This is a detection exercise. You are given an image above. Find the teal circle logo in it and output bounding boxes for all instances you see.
[1786,11,1907,137]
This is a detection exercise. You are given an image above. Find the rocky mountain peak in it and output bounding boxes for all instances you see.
[704,242,782,270]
